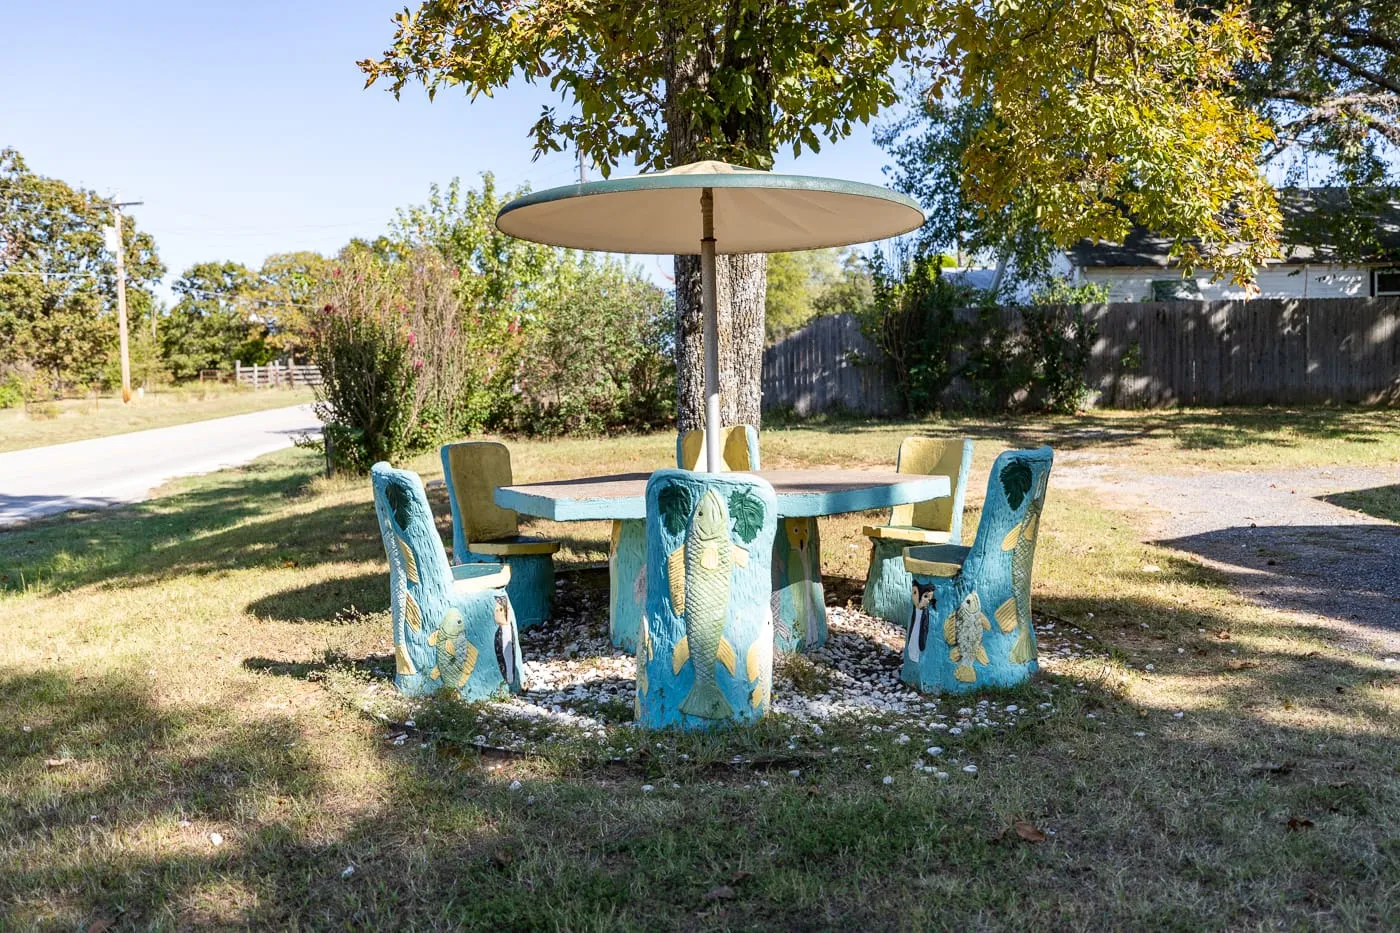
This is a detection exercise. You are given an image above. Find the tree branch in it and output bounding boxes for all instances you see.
[1317,45,1400,97]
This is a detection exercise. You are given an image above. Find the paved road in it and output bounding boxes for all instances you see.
[0,404,322,527]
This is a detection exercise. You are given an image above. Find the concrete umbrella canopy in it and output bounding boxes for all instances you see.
[495,161,925,471]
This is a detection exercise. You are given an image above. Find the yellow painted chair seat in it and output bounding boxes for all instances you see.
[902,544,972,579]
[862,524,953,545]
[466,535,561,558]
[450,561,512,593]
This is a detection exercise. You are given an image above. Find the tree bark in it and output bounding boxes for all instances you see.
[664,2,770,435]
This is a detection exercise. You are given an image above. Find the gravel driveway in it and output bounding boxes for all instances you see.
[1056,457,1400,645]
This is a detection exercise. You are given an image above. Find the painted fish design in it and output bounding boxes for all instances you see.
[907,581,935,663]
[668,488,749,720]
[943,591,991,683]
[429,608,478,689]
[995,471,1048,664]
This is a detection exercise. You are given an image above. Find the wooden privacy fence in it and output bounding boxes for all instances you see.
[761,299,1400,414]
[234,361,322,389]
[761,313,899,415]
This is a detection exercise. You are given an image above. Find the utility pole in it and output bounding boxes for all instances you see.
[106,200,143,404]
[577,145,587,185]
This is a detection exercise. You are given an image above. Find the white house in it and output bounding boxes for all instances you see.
[1066,189,1400,301]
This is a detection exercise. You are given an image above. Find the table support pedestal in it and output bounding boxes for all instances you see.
[771,517,828,652]
[609,518,647,652]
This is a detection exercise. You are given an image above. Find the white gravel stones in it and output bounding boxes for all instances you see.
[926,746,944,756]
[341,865,356,879]
[641,784,655,792]
[209,832,224,847]
[404,580,1099,754]
[508,780,523,792]
[882,775,894,785]
[962,764,978,774]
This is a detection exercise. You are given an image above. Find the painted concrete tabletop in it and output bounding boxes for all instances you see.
[496,469,951,521]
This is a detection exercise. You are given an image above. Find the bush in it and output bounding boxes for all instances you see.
[0,372,24,409]
[500,254,674,436]
[308,250,469,472]
[859,256,1099,415]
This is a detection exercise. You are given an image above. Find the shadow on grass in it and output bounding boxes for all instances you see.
[0,452,384,594]
[764,406,1400,455]
[245,572,385,623]
[1321,484,1400,524]
[1153,523,1400,634]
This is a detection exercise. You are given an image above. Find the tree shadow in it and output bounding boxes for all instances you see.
[1154,523,1400,635]
[1321,484,1400,524]
[245,572,385,623]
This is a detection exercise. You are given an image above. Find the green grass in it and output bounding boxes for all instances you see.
[0,384,314,453]
[1,409,1396,929]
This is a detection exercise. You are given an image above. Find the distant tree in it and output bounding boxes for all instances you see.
[255,251,335,360]
[765,249,873,340]
[0,148,163,392]
[163,261,270,380]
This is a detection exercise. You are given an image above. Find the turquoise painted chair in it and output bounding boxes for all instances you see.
[861,437,974,626]
[636,469,777,730]
[371,462,525,701]
[440,441,560,631]
[900,446,1053,695]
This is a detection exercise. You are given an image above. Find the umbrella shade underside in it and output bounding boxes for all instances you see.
[495,163,925,255]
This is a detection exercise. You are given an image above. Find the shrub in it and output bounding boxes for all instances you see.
[859,257,1099,415]
[502,254,674,436]
[0,372,24,409]
[308,249,472,472]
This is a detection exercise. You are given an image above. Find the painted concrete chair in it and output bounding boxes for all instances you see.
[371,462,525,701]
[675,424,761,472]
[636,469,777,730]
[899,446,1053,695]
[440,441,560,631]
[861,438,974,626]
[606,422,762,652]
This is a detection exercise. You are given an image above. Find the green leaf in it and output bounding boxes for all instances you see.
[658,484,695,537]
[728,488,767,543]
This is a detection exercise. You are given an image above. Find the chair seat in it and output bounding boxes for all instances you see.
[903,544,971,578]
[451,562,512,593]
[862,524,953,545]
[467,535,561,557]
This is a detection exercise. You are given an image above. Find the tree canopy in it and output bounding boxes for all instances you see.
[0,148,164,390]
[880,0,1280,286]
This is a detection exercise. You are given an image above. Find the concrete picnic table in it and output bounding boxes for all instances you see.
[496,469,950,653]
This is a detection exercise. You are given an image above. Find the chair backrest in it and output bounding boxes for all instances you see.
[441,441,519,559]
[889,437,974,542]
[964,446,1054,572]
[676,424,761,472]
[372,461,455,628]
[639,468,777,729]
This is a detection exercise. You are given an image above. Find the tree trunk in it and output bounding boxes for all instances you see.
[664,2,770,435]
[673,253,767,433]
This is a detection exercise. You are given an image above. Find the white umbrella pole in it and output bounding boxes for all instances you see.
[700,187,721,473]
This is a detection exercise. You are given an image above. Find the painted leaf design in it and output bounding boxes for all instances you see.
[728,488,766,543]
[658,484,694,536]
[398,536,419,583]
[1000,459,1034,510]
[386,482,415,532]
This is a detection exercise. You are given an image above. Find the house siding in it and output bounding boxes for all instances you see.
[1080,263,1378,301]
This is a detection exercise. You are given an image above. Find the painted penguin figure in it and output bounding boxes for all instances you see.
[943,590,991,684]
[492,596,518,688]
[667,488,749,720]
[907,581,935,663]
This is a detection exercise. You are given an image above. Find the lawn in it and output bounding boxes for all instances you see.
[1,409,1396,929]
[0,385,315,453]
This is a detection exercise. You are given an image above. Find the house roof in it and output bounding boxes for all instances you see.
[1068,188,1400,268]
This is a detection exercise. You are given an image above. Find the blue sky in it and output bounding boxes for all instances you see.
[3,0,892,299]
